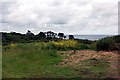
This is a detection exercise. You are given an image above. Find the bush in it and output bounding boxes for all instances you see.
[46,40,78,50]
[79,43,89,50]
[88,43,96,50]
[96,38,117,51]
[46,42,56,50]
[33,42,46,49]
[7,43,17,49]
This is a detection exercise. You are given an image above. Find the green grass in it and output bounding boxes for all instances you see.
[2,43,78,78]
[71,58,110,78]
[2,42,110,78]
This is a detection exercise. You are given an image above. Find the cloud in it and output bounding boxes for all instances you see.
[1,0,119,34]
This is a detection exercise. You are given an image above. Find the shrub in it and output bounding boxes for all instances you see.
[79,43,89,50]
[46,42,56,50]
[96,38,117,51]
[46,40,78,50]
[8,43,17,49]
[33,42,46,49]
[88,43,96,50]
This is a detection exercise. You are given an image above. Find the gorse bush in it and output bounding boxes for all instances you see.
[4,40,97,51]
[46,40,78,50]
[46,40,96,50]
[96,38,118,51]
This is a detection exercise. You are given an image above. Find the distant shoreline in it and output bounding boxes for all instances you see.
[1,31,117,41]
[65,35,114,40]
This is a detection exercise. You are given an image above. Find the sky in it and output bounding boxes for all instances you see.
[0,0,119,35]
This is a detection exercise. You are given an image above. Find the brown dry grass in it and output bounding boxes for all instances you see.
[58,50,120,78]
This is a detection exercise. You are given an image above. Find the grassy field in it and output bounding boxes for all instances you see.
[2,40,119,78]
[2,42,78,78]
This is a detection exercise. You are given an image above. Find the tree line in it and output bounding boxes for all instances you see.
[1,30,74,45]
[1,30,120,51]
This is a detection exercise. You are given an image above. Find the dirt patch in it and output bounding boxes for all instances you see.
[58,50,120,78]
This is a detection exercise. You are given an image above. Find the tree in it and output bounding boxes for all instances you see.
[26,30,34,36]
[36,32,46,39]
[64,36,66,39]
[58,33,64,39]
[69,35,74,39]
[26,30,35,40]
[45,31,57,39]
[2,32,22,43]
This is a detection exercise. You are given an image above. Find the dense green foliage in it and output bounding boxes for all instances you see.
[2,32,48,46]
[2,31,120,51]
[96,38,118,51]
[3,40,95,51]
[104,35,120,43]
[96,35,120,51]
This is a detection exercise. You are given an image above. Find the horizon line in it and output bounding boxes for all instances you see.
[0,31,118,36]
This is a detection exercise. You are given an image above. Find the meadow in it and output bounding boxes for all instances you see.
[2,40,119,79]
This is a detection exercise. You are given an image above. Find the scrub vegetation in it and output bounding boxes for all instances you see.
[1,32,120,79]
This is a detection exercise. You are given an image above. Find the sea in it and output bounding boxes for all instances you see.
[65,35,114,41]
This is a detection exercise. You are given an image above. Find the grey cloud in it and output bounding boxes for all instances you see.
[1,0,119,35]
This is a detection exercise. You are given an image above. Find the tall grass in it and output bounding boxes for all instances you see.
[2,43,78,78]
